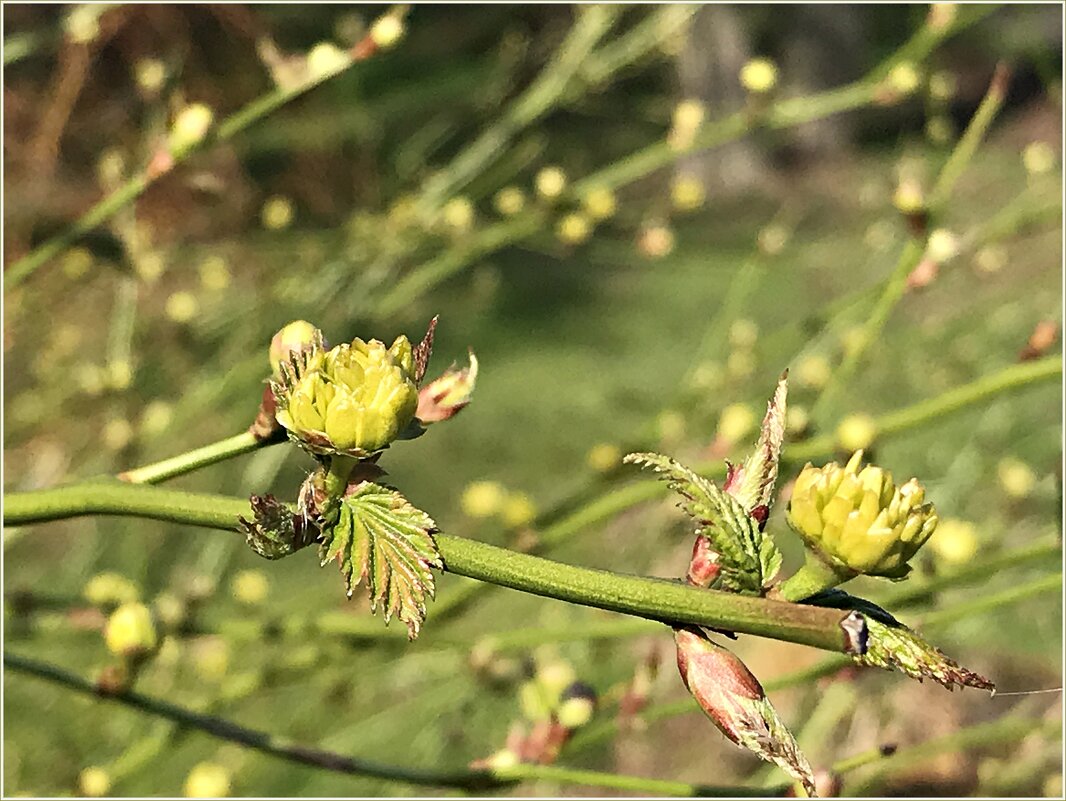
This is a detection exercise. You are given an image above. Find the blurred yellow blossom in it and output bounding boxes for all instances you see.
[586,442,621,473]
[928,518,978,565]
[997,457,1036,499]
[740,58,778,93]
[836,414,877,452]
[461,480,506,518]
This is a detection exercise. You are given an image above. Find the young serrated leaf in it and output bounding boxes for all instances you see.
[859,616,995,691]
[807,590,995,691]
[625,452,782,593]
[725,372,788,515]
[319,482,442,639]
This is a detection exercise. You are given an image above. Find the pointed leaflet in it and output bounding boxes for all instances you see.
[320,482,442,639]
[807,590,994,691]
[625,452,782,593]
[724,371,788,514]
[860,616,994,691]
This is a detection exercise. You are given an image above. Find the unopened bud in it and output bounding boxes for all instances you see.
[461,480,505,519]
[105,602,159,660]
[442,197,475,233]
[674,628,815,794]
[261,195,295,230]
[997,457,1036,498]
[557,212,592,244]
[502,492,536,528]
[306,42,349,80]
[637,223,675,258]
[836,414,877,452]
[84,573,140,608]
[269,320,318,375]
[184,762,231,798]
[79,767,112,797]
[493,186,526,216]
[671,175,706,211]
[928,518,978,565]
[740,58,778,93]
[557,682,597,729]
[535,166,567,200]
[416,351,478,423]
[1023,141,1056,176]
[586,442,621,473]
[370,13,405,49]
[581,187,617,221]
[717,403,756,444]
[169,103,214,154]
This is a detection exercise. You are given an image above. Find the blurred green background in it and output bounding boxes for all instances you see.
[3,3,1062,797]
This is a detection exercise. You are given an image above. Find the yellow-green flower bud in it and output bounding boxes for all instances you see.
[184,762,231,798]
[493,186,526,216]
[84,572,140,608]
[928,518,978,565]
[740,58,778,93]
[269,320,319,375]
[535,166,567,200]
[105,602,159,659]
[461,480,505,519]
[581,187,617,221]
[501,491,536,528]
[274,335,419,456]
[787,451,939,578]
[79,767,112,797]
[586,442,621,473]
[169,103,214,154]
[836,413,877,452]
[556,682,597,729]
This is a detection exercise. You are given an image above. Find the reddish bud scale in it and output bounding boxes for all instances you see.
[686,535,721,587]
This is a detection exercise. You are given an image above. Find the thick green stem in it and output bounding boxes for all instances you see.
[3,482,858,655]
[3,651,770,797]
[565,570,1060,755]
[117,431,265,484]
[774,554,848,602]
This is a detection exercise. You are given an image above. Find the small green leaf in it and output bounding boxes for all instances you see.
[727,371,788,514]
[320,482,442,639]
[624,452,782,593]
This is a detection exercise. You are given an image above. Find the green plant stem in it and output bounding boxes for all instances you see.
[792,355,1062,462]
[413,6,619,216]
[929,63,1010,211]
[117,431,265,484]
[428,357,1060,620]
[377,10,989,318]
[5,13,398,288]
[774,554,848,602]
[2,651,769,797]
[565,570,1060,755]
[880,536,1061,610]
[3,482,858,654]
[811,62,1010,420]
[913,572,1062,630]
[845,716,1061,795]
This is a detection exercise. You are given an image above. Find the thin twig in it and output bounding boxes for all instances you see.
[2,651,772,797]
